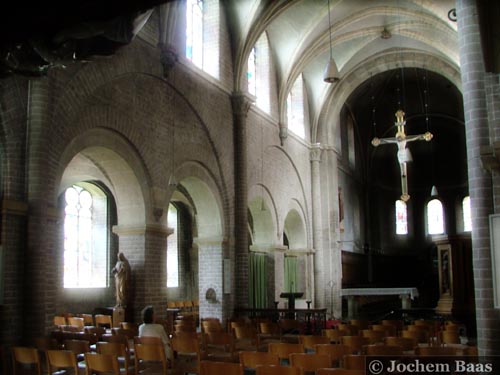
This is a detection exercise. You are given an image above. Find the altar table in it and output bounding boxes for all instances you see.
[341,287,419,318]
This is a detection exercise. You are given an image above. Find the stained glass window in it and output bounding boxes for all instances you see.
[427,198,444,235]
[64,185,106,288]
[167,204,179,287]
[395,199,408,235]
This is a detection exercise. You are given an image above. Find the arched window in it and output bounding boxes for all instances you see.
[462,196,471,232]
[287,75,305,139]
[167,203,179,288]
[427,198,445,235]
[395,199,408,235]
[186,0,219,78]
[64,184,108,288]
[247,33,271,113]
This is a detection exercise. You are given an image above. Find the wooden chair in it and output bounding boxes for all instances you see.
[322,329,349,344]
[84,352,120,375]
[233,326,260,351]
[314,344,350,367]
[134,336,163,346]
[134,343,169,375]
[402,328,430,344]
[79,314,94,327]
[258,322,282,346]
[441,330,460,345]
[340,336,369,354]
[364,344,403,355]
[268,343,305,364]
[12,347,42,375]
[97,341,134,375]
[316,369,365,375]
[289,353,331,374]
[170,334,206,375]
[255,365,301,375]
[120,322,139,335]
[361,329,386,344]
[64,340,91,362]
[343,354,366,371]
[201,319,224,333]
[415,346,458,356]
[239,351,279,369]
[94,314,113,329]
[337,324,356,336]
[279,319,301,336]
[84,326,106,341]
[298,335,330,352]
[67,317,85,332]
[349,320,370,331]
[46,349,79,375]
[205,331,237,362]
[54,316,68,328]
[200,360,243,375]
[370,324,396,337]
[384,336,417,352]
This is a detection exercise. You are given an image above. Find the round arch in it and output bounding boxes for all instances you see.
[283,201,307,250]
[57,127,149,227]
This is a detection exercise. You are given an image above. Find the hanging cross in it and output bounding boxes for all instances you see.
[371,109,433,202]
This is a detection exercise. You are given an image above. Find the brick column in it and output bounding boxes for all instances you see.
[158,1,180,77]
[310,143,323,309]
[113,224,171,323]
[457,0,499,354]
[231,92,253,308]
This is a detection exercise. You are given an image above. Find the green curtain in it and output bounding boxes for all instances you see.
[249,252,268,308]
[284,256,297,292]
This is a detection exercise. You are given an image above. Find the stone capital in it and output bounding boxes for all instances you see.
[231,92,254,118]
[310,143,323,162]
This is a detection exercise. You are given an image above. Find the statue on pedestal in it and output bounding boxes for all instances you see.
[112,252,131,307]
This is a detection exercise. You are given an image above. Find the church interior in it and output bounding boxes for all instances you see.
[1,0,500,372]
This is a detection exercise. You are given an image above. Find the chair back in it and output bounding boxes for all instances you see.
[96,341,133,374]
[289,353,332,373]
[299,335,330,351]
[364,344,403,355]
[94,314,113,329]
[134,343,169,375]
[134,335,163,345]
[239,351,279,368]
[85,352,120,374]
[46,349,78,374]
[340,336,369,354]
[322,329,349,343]
[384,336,417,352]
[361,329,386,344]
[343,354,366,371]
[12,347,42,375]
[67,317,85,331]
[255,364,301,375]
[268,342,305,361]
[200,360,244,375]
[415,346,458,356]
[441,330,460,345]
[314,344,350,366]
[316,369,365,375]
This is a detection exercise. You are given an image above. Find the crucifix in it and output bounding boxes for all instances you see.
[371,109,433,201]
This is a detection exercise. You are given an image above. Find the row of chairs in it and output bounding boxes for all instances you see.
[54,314,115,331]
[12,338,168,375]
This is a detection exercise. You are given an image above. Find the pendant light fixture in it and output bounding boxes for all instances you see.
[323,0,340,83]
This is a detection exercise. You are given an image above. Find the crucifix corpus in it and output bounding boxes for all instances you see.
[371,109,433,202]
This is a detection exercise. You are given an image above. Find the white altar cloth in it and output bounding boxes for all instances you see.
[341,287,419,299]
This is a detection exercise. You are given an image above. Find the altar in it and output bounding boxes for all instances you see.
[341,287,419,318]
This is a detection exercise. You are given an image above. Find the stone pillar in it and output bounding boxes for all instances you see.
[1,199,29,344]
[232,92,253,308]
[196,237,225,321]
[158,2,181,77]
[457,0,499,355]
[273,246,287,307]
[325,147,343,318]
[113,224,171,322]
[310,143,323,309]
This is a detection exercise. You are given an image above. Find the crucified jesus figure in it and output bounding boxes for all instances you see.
[371,110,433,202]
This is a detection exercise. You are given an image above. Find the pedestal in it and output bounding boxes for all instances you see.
[113,307,125,328]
